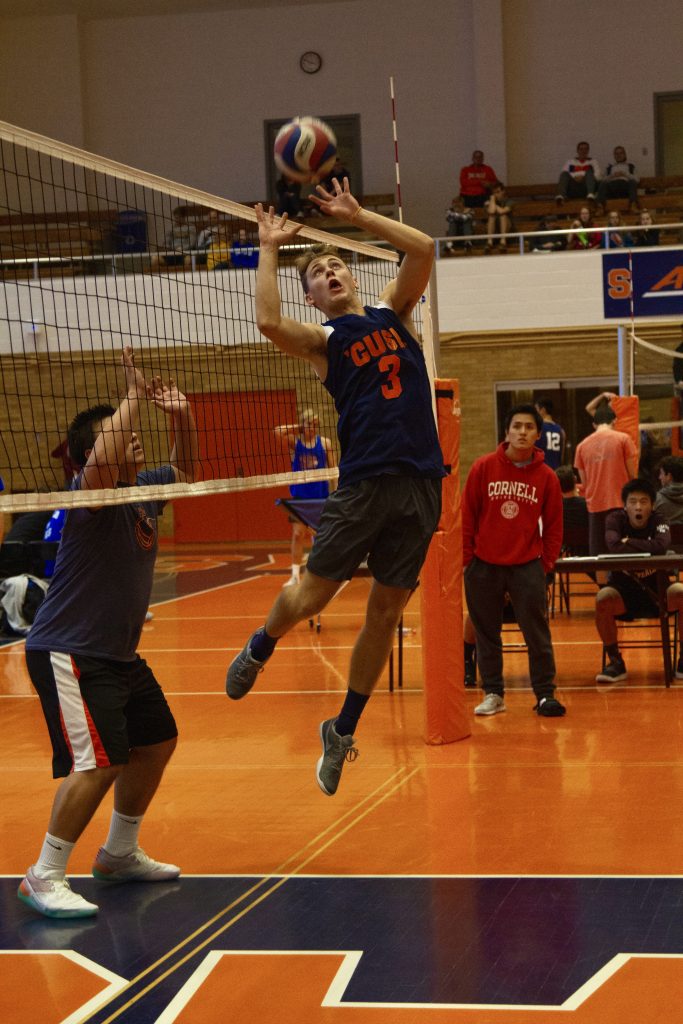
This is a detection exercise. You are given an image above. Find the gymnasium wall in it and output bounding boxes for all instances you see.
[502,0,683,185]
[2,1,681,236]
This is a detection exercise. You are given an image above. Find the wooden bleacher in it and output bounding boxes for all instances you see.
[440,175,683,254]
[0,209,120,277]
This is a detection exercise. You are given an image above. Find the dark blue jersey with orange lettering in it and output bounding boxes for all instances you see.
[321,304,444,488]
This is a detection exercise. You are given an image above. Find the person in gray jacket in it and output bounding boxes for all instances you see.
[655,455,683,524]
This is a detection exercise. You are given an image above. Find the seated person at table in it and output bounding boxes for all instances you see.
[556,465,589,554]
[595,478,683,683]
[655,455,683,524]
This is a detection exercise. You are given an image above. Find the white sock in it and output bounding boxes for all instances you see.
[290,564,301,582]
[103,809,143,857]
[34,832,74,880]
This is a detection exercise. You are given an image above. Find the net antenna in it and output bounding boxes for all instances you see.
[0,119,409,514]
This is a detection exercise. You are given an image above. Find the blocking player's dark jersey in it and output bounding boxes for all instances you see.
[26,465,174,662]
[321,304,444,488]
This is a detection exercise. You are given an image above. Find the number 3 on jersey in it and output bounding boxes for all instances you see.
[378,354,402,399]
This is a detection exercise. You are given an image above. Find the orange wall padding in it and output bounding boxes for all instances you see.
[420,379,471,745]
[611,395,640,453]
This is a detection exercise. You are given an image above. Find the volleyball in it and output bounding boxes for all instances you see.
[273,116,337,184]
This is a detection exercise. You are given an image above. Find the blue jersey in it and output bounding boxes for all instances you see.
[26,466,174,662]
[322,305,444,488]
[537,421,564,469]
[290,435,329,499]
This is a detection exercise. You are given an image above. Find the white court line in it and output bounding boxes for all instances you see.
[0,949,127,1023]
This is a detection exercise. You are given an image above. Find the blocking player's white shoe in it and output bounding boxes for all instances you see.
[92,846,180,883]
[18,866,98,918]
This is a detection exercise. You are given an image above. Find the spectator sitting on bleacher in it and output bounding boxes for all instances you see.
[595,146,640,214]
[531,213,567,252]
[206,221,232,270]
[633,209,660,247]
[568,206,602,250]
[655,455,683,524]
[444,196,474,253]
[275,176,302,219]
[485,182,513,253]
[230,227,259,269]
[459,150,498,209]
[604,210,633,249]
[162,209,196,267]
[196,209,220,251]
[319,157,350,194]
[556,141,601,204]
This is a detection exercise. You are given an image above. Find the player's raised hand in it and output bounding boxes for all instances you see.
[147,375,188,417]
[309,178,361,221]
[121,345,148,398]
[255,203,303,249]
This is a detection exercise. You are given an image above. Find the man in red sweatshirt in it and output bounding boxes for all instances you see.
[463,404,565,717]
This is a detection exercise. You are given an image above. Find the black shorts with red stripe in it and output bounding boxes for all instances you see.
[26,650,178,778]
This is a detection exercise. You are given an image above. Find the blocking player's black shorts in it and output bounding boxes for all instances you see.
[25,650,178,779]
[305,475,442,590]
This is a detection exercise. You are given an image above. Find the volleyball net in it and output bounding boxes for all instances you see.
[0,119,426,513]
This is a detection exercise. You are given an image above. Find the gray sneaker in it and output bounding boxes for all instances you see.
[226,633,269,700]
[474,693,506,716]
[316,718,359,796]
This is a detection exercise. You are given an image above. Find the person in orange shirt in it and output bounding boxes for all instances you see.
[574,394,638,556]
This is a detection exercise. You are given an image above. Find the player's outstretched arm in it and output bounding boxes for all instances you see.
[81,345,146,493]
[254,204,327,366]
[148,375,198,483]
[310,178,434,320]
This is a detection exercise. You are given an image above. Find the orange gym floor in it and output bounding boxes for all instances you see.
[1,542,682,1024]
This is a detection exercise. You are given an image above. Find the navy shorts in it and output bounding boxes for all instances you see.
[305,475,442,590]
[26,650,178,778]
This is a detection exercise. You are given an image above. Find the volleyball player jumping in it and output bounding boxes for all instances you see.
[226,178,445,796]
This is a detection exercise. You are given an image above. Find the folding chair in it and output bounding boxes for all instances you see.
[552,522,594,615]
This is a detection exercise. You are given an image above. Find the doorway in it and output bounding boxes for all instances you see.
[654,91,683,176]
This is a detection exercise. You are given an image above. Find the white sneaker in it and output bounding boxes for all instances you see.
[282,575,299,588]
[92,846,180,883]
[474,693,506,716]
[18,866,98,918]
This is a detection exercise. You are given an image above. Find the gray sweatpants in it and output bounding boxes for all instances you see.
[464,556,557,699]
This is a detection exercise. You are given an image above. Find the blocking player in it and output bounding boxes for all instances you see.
[226,178,445,796]
[19,346,197,918]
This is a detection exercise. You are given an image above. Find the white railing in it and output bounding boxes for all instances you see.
[434,221,682,257]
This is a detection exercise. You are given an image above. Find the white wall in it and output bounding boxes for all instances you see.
[1,1,683,234]
[503,0,683,183]
[0,14,84,147]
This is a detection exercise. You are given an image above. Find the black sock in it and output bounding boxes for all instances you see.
[605,643,621,661]
[250,627,278,662]
[335,689,370,737]
[464,641,476,666]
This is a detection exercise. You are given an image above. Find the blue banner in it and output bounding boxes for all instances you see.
[602,248,683,318]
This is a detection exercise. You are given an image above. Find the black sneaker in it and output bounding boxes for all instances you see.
[226,632,269,700]
[316,718,359,796]
[534,696,566,717]
[464,662,477,688]
[595,658,627,684]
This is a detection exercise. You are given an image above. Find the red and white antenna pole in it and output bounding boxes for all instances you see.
[389,76,404,223]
